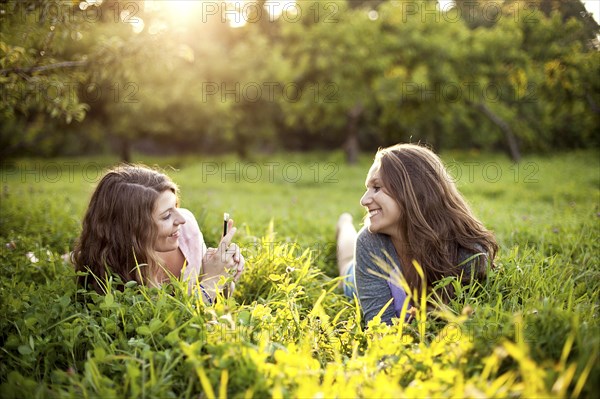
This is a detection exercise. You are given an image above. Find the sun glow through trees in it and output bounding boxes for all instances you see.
[138,0,297,31]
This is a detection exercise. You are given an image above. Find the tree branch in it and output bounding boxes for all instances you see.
[0,60,88,76]
[469,101,522,162]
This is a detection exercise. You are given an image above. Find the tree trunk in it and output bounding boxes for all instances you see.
[344,103,363,165]
[120,137,131,163]
[235,133,248,160]
[344,133,359,165]
[586,92,600,115]
[474,103,521,162]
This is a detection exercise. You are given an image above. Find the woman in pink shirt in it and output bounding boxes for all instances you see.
[73,164,244,304]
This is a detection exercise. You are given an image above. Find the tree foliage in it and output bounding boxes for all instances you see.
[1,0,598,160]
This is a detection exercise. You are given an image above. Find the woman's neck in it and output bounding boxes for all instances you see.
[157,248,184,281]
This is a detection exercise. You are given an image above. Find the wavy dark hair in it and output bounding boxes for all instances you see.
[73,164,178,293]
[375,144,498,296]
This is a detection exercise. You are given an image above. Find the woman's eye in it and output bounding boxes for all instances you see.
[373,186,381,193]
[162,213,171,220]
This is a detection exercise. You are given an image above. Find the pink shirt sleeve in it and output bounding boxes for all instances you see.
[177,208,207,293]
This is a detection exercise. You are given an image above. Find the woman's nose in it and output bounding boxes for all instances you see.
[360,191,371,207]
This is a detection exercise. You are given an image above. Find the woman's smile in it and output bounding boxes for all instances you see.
[368,208,381,217]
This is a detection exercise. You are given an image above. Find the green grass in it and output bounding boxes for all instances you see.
[1,150,598,398]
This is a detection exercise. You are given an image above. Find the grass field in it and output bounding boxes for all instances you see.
[1,150,599,397]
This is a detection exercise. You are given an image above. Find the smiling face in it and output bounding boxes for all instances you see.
[152,190,186,253]
[360,163,402,237]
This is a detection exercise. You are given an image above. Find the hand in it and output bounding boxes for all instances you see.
[201,219,245,290]
[223,219,245,282]
[231,246,245,283]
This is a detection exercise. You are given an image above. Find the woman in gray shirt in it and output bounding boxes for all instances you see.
[336,144,498,325]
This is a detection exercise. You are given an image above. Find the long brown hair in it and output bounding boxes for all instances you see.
[73,164,178,293]
[376,144,498,296]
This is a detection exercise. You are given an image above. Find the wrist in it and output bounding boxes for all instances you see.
[199,284,214,305]
[199,277,234,301]
[199,276,219,294]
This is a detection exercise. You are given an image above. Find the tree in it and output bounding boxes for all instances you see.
[372,0,599,161]
[1,0,597,160]
[0,0,151,158]
[278,0,385,163]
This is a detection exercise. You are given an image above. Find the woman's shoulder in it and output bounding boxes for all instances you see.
[357,226,388,246]
[356,227,396,255]
[178,208,203,237]
[178,207,196,221]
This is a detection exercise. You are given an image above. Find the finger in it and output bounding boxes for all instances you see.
[220,250,234,265]
[227,243,240,254]
[232,247,243,264]
[236,257,245,272]
[233,263,244,281]
[221,219,235,240]
[222,243,239,263]
[233,271,242,282]
[228,243,241,262]
[218,226,237,252]
[231,245,242,264]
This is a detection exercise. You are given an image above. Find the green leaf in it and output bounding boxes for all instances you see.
[58,295,70,308]
[125,281,138,288]
[24,317,38,329]
[94,347,106,361]
[237,310,251,326]
[149,319,161,332]
[104,293,114,307]
[18,345,32,355]
[136,325,151,336]
[165,330,179,345]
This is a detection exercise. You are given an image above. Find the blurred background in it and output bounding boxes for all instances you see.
[1,0,599,163]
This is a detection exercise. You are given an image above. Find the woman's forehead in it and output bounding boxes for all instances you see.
[365,163,381,183]
[154,190,177,213]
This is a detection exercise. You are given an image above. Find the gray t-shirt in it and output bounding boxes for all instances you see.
[354,227,486,325]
